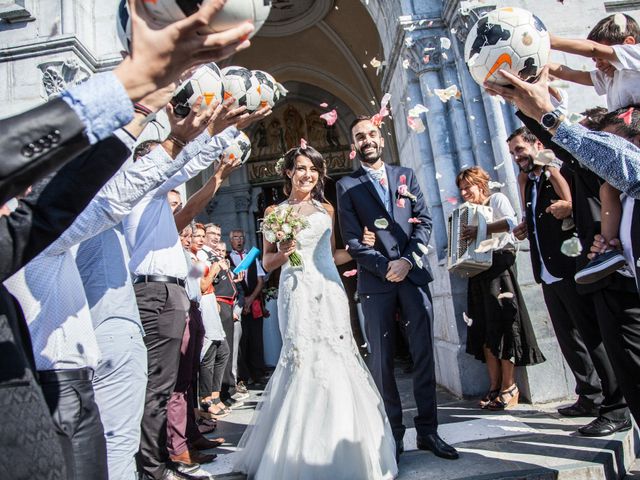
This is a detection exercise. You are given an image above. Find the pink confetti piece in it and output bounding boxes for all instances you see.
[300,138,308,149]
[319,102,329,108]
[342,269,357,278]
[380,178,387,187]
[399,175,407,184]
[371,113,383,127]
[408,217,422,224]
[319,109,338,126]
[396,198,406,208]
[619,107,634,125]
[446,196,458,205]
[349,149,357,160]
[423,55,430,64]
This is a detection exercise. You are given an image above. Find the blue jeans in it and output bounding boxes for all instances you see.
[93,319,147,480]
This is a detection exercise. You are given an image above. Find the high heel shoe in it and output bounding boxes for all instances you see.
[487,384,519,410]
[479,389,500,409]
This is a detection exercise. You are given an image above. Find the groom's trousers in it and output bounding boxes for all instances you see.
[360,280,437,441]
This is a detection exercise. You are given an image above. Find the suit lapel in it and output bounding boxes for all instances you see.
[387,165,400,218]
[357,167,388,213]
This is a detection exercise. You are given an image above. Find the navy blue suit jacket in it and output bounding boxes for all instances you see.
[336,164,433,294]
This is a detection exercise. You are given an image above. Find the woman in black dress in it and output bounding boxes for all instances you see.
[457,167,546,410]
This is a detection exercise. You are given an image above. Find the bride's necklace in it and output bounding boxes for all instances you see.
[286,198,315,205]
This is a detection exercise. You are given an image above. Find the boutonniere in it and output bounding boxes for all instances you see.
[397,175,417,202]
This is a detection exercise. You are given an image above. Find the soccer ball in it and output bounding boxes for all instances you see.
[252,70,278,108]
[142,0,272,38]
[464,7,550,86]
[222,132,252,165]
[222,66,262,112]
[171,63,225,117]
[116,0,132,52]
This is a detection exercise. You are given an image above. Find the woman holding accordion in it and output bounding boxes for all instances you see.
[456,167,545,410]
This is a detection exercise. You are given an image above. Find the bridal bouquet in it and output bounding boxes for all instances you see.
[261,206,310,267]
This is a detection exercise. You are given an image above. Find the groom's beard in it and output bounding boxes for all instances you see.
[355,142,383,164]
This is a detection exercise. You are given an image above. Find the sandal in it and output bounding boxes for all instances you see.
[200,399,229,419]
[479,389,500,409]
[487,384,519,410]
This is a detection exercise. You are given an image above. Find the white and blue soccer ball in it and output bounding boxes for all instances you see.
[171,63,225,117]
[222,66,262,112]
[252,70,279,108]
[222,131,252,165]
[116,0,132,52]
[464,7,550,86]
[141,0,272,37]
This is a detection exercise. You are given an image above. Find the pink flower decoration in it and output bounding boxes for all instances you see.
[320,102,329,108]
[300,138,308,149]
[619,107,634,125]
[349,149,357,160]
[371,113,383,127]
[320,109,338,126]
[408,217,421,224]
[342,269,358,278]
[399,175,407,184]
[396,198,406,208]
[398,184,409,196]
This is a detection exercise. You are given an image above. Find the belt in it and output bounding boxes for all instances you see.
[38,367,94,383]
[133,274,185,288]
[216,297,235,305]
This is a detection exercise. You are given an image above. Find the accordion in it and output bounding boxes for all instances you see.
[447,202,493,277]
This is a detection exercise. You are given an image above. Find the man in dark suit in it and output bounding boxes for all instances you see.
[508,127,629,434]
[336,116,458,462]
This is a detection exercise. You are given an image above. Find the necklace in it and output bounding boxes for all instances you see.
[287,198,314,205]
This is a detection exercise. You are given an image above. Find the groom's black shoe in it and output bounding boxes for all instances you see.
[395,439,404,463]
[416,434,459,460]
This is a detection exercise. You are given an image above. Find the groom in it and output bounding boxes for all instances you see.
[337,116,458,462]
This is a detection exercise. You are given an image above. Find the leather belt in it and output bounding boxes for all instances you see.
[38,367,94,383]
[217,297,235,306]
[133,274,185,288]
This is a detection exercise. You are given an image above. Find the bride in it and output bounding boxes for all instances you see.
[233,145,398,479]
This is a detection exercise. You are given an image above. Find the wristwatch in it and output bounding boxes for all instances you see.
[540,109,565,131]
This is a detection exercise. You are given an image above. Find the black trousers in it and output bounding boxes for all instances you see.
[39,368,108,480]
[542,279,624,415]
[239,312,266,382]
[218,302,236,402]
[199,339,230,396]
[134,282,190,480]
[360,281,437,440]
[594,287,640,423]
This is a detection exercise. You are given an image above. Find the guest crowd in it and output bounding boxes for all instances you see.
[3,4,640,480]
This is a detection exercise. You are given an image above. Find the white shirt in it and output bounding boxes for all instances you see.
[4,131,199,370]
[124,127,238,279]
[487,193,517,251]
[528,172,562,285]
[590,44,640,110]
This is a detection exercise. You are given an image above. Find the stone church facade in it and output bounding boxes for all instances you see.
[1,0,638,401]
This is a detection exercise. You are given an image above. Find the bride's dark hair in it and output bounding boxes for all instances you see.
[281,145,328,202]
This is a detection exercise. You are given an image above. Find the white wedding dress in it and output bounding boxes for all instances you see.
[234,201,398,480]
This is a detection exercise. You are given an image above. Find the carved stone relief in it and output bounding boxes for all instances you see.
[38,59,91,99]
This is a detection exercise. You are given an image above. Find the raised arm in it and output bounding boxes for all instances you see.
[550,34,618,62]
[547,62,593,86]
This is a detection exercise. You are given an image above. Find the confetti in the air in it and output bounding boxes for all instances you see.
[451,28,457,34]
[619,107,634,125]
[402,58,410,69]
[614,13,628,31]
[319,102,329,108]
[405,37,415,48]
[417,243,429,254]
[470,115,476,121]
[561,236,583,257]
[408,104,429,117]
[494,161,505,170]
[374,218,389,230]
[342,270,357,278]
[412,252,424,269]
[497,292,514,300]
[319,109,338,126]
[446,196,458,205]
[442,52,448,60]
[408,217,422,224]
[423,55,431,64]
[488,181,504,189]
[568,112,585,124]
[407,115,426,133]
[463,312,473,326]
[300,138,308,149]
[370,57,382,68]
[405,24,417,32]
[435,172,443,180]
[427,20,434,27]
[349,149,357,160]
[434,84,461,103]
[440,37,451,50]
